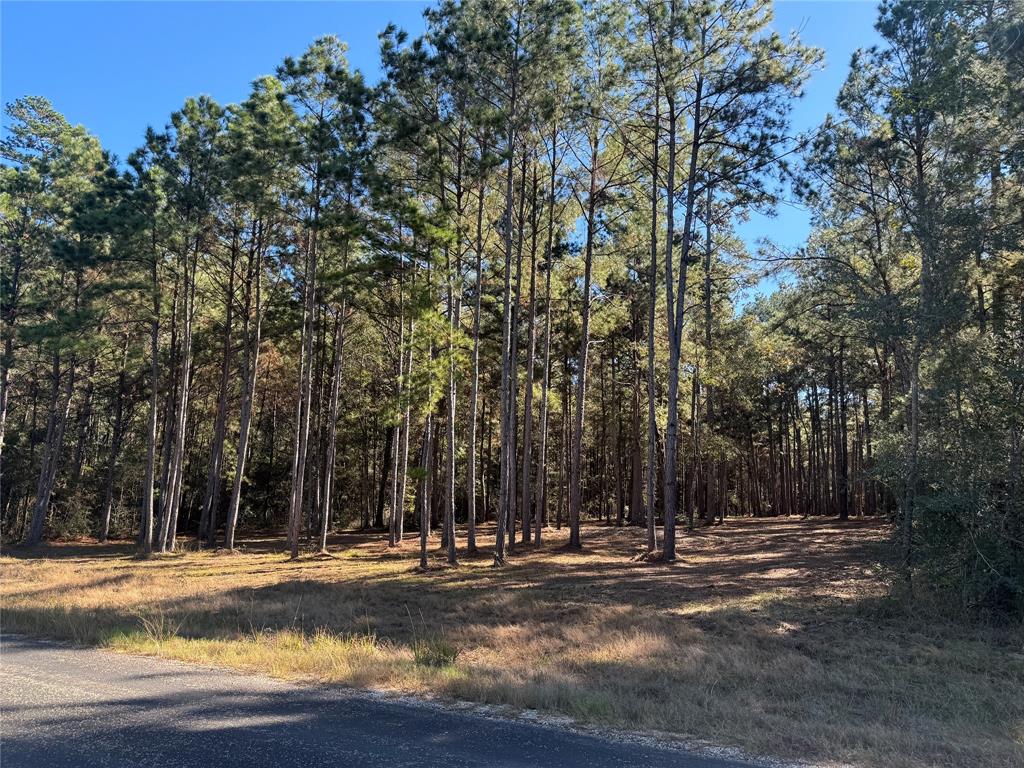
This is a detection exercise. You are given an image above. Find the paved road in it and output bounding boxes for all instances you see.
[0,635,757,768]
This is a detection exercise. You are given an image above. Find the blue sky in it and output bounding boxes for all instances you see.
[2,1,882,252]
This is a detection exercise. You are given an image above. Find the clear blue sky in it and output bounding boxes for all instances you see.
[2,0,882,252]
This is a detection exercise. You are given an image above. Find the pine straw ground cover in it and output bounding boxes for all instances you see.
[2,518,1021,768]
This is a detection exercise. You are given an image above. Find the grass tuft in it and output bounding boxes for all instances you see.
[412,636,462,668]
[136,607,182,645]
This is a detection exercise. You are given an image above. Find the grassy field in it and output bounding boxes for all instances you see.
[3,518,1022,768]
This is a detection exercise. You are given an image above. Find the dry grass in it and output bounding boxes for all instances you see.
[2,518,1022,767]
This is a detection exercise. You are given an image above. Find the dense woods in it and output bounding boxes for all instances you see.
[2,0,1021,611]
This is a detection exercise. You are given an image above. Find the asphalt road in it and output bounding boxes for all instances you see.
[1,634,755,768]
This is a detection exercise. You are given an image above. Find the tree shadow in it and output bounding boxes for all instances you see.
[5,518,1020,767]
[2,635,747,768]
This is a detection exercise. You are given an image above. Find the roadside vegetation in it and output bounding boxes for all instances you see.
[4,519,1022,768]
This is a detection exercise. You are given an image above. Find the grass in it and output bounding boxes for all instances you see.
[2,518,1022,767]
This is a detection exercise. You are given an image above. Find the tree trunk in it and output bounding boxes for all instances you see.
[397,317,415,544]
[158,243,198,553]
[506,154,528,550]
[662,89,681,558]
[568,135,600,550]
[444,249,458,565]
[520,161,539,544]
[319,300,347,552]
[225,224,264,551]
[0,249,23,470]
[25,353,76,546]
[466,169,485,553]
[139,246,161,555]
[199,233,237,545]
[419,411,434,570]
[99,335,130,542]
[645,82,660,553]
[389,273,407,548]
[701,184,715,526]
[287,187,321,560]
[69,356,96,493]
[495,62,519,565]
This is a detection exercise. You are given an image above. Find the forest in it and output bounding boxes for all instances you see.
[2,0,1022,614]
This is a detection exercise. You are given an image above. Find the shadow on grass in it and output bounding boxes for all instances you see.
[4,518,1022,768]
[3,636,735,768]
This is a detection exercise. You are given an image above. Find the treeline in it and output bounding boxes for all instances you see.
[1,0,1021,609]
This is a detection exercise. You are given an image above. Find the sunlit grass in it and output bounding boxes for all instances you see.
[2,519,1021,768]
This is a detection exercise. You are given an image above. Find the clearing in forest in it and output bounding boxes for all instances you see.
[2,518,1022,768]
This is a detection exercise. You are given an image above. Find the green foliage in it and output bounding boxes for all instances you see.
[2,0,1020,613]
[794,0,1024,611]
[411,635,462,668]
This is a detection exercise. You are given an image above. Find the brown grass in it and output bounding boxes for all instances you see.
[2,518,1022,767]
